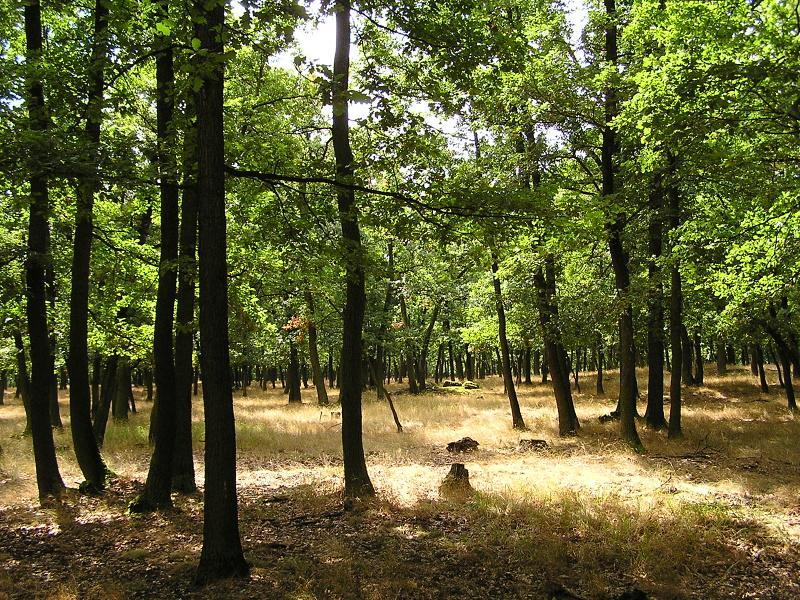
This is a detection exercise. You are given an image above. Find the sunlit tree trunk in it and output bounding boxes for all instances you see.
[332,0,374,500]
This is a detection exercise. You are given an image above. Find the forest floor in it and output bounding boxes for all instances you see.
[0,366,799,599]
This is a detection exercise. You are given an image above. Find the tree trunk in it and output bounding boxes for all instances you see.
[716,336,728,375]
[596,334,605,394]
[13,331,32,433]
[93,355,117,446]
[287,341,302,403]
[193,0,249,583]
[603,0,641,449]
[332,0,374,500]
[305,291,329,405]
[681,324,694,385]
[24,0,65,500]
[492,251,526,430]
[667,158,683,439]
[173,100,199,494]
[534,262,578,435]
[134,2,181,510]
[645,173,667,430]
[693,332,704,385]
[112,357,130,421]
[754,344,769,392]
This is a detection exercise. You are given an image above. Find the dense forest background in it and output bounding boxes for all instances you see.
[0,0,799,598]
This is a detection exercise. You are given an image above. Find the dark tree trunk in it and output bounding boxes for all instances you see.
[416,302,441,390]
[112,358,130,421]
[305,291,329,405]
[193,0,249,583]
[332,0,374,500]
[134,2,181,510]
[491,252,526,430]
[287,341,302,403]
[645,173,667,430]
[534,261,578,435]
[603,0,640,449]
[91,354,101,416]
[667,158,683,439]
[93,355,117,446]
[24,0,65,500]
[754,344,769,392]
[596,334,605,395]
[716,336,728,375]
[693,332,704,385]
[173,100,199,494]
[0,370,5,405]
[681,324,694,385]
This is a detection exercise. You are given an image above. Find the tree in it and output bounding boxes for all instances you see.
[193,0,249,583]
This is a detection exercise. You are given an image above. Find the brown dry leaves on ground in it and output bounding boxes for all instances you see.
[1,366,799,599]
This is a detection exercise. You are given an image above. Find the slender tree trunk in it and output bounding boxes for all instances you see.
[67,0,109,491]
[645,173,667,429]
[596,334,605,394]
[172,100,199,494]
[134,1,180,510]
[14,331,32,433]
[24,0,65,500]
[681,324,694,385]
[755,344,769,392]
[332,0,374,500]
[93,355,117,446]
[716,336,728,375]
[305,291,329,405]
[492,252,526,430]
[193,0,248,583]
[603,0,641,449]
[416,302,441,390]
[693,332,704,385]
[667,158,683,439]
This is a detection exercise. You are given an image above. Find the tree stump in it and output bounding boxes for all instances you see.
[439,463,473,499]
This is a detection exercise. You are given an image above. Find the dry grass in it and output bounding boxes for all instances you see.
[0,365,798,598]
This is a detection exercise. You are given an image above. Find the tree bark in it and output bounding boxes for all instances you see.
[67,0,110,491]
[534,261,578,435]
[172,99,199,494]
[603,0,641,449]
[645,173,667,430]
[287,340,302,403]
[332,0,374,500]
[667,158,683,439]
[24,0,65,500]
[193,0,249,583]
[134,0,181,510]
[305,291,329,405]
[492,251,526,430]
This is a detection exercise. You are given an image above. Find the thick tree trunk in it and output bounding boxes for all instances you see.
[492,252,526,430]
[645,173,667,430]
[287,341,302,403]
[24,0,65,500]
[332,0,374,500]
[305,291,329,405]
[193,0,249,583]
[534,262,578,435]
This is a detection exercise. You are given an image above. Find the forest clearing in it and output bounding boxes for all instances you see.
[1,368,799,599]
